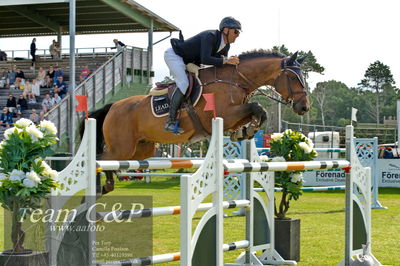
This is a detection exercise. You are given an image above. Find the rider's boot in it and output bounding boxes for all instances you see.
[164,89,185,134]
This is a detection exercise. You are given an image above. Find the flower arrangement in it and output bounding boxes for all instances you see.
[0,118,59,253]
[269,129,317,219]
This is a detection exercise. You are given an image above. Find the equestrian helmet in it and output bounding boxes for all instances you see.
[219,17,242,31]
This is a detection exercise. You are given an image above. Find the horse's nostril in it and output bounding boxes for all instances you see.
[303,106,309,112]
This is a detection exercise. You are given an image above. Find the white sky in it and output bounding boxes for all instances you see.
[0,0,398,90]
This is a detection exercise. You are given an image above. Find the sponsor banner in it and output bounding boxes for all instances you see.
[377,159,400,187]
[303,169,345,186]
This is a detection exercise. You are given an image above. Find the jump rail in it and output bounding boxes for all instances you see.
[49,118,382,266]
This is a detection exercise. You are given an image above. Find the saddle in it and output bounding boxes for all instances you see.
[150,71,202,117]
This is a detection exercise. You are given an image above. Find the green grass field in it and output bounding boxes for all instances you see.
[1,177,399,266]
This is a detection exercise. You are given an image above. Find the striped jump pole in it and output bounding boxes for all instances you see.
[97,200,251,222]
[253,185,346,193]
[96,240,250,266]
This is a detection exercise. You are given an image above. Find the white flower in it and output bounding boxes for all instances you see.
[22,178,37,188]
[15,118,33,128]
[9,169,25,182]
[0,141,3,150]
[271,156,286,162]
[26,170,41,184]
[4,127,22,140]
[259,155,269,162]
[291,172,303,183]
[271,133,283,141]
[39,120,57,136]
[0,173,6,180]
[26,125,44,142]
[299,142,312,154]
[284,129,293,135]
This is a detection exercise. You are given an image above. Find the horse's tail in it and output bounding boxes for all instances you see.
[79,103,113,155]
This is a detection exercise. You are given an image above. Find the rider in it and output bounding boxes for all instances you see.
[164,16,241,134]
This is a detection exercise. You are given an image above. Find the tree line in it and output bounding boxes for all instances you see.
[260,45,398,127]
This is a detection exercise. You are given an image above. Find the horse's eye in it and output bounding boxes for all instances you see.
[291,76,297,81]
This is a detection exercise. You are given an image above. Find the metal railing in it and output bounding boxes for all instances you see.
[1,46,127,61]
[44,47,151,148]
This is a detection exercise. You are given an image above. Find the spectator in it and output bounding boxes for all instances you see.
[53,93,62,105]
[46,66,55,87]
[79,65,91,82]
[17,94,28,111]
[31,79,40,98]
[0,68,7,88]
[0,107,13,127]
[383,147,394,159]
[15,104,22,119]
[22,80,32,99]
[6,68,17,89]
[6,94,17,113]
[49,40,59,60]
[53,76,68,98]
[30,38,37,67]
[0,49,7,61]
[112,39,126,52]
[29,109,40,124]
[41,93,54,118]
[54,66,64,82]
[55,42,61,59]
[14,68,25,89]
[36,67,46,87]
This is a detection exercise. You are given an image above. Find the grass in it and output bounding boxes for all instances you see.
[1,177,399,266]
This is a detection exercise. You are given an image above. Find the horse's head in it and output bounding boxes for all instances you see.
[274,52,310,115]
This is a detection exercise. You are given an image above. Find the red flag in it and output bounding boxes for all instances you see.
[75,95,88,119]
[203,93,216,119]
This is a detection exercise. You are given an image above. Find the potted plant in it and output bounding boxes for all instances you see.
[0,118,59,265]
[269,129,317,261]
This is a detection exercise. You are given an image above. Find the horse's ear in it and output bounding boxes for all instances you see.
[287,51,298,65]
[297,56,306,64]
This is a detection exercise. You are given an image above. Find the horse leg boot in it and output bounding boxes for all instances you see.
[164,89,185,134]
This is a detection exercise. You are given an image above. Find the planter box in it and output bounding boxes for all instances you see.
[0,251,48,266]
[275,218,300,261]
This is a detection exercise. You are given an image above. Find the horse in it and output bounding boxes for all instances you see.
[88,50,310,194]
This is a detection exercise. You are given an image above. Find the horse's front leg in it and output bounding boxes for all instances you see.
[223,102,267,141]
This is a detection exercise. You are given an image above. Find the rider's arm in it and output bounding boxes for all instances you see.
[200,32,224,66]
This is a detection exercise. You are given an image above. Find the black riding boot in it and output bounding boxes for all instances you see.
[164,89,185,134]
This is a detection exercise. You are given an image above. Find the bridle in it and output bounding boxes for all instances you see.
[236,57,308,106]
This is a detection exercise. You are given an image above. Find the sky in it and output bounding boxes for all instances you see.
[0,0,399,90]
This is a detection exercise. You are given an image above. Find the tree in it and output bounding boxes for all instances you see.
[313,82,327,126]
[358,61,396,124]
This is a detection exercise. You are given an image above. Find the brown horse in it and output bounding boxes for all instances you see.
[88,50,309,193]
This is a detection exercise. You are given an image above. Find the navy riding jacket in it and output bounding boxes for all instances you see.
[171,30,230,67]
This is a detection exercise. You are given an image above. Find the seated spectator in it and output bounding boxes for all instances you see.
[41,93,54,119]
[0,68,7,88]
[0,107,13,127]
[79,65,91,82]
[54,66,64,82]
[30,79,40,102]
[6,68,17,89]
[15,104,22,119]
[22,80,32,98]
[46,66,55,87]
[29,109,40,124]
[17,94,28,111]
[6,94,17,113]
[36,67,47,87]
[383,147,394,159]
[14,68,25,89]
[53,93,62,105]
[0,49,7,61]
[53,76,68,98]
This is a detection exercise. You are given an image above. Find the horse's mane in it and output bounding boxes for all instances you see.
[238,49,285,61]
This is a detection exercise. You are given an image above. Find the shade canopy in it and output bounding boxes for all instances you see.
[0,0,179,38]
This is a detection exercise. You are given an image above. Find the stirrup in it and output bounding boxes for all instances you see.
[164,121,184,135]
